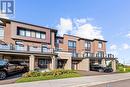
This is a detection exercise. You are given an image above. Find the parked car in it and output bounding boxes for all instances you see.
[90,64,113,72]
[0,60,28,80]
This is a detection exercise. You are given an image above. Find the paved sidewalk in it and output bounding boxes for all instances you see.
[89,79,130,87]
[1,73,130,87]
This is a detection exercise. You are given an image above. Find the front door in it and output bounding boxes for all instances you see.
[57,60,67,69]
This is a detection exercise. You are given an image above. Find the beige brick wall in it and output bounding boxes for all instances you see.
[78,58,90,71]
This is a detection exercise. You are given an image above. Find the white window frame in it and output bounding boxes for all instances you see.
[40,33,46,39]
[36,32,41,38]
[0,26,4,39]
[26,30,31,37]
[19,29,25,36]
[98,41,102,49]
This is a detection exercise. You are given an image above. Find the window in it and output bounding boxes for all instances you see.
[68,40,76,57]
[85,41,91,49]
[68,40,76,48]
[19,29,25,36]
[0,60,7,66]
[40,33,46,39]
[26,30,31,37]
[31,31,36,37]
[96,51,104,58]
[98,41,102,48]
[38,59,50,69]
[0,26,4,39]
[17,27,46,39]
[36,32,41,38]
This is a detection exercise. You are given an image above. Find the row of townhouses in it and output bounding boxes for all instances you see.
[0,18,117,72]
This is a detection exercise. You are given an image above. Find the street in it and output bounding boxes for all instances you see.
[89,79,130,87]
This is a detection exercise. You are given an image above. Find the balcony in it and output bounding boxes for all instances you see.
[73,52,115,59]
[0,44,54,53]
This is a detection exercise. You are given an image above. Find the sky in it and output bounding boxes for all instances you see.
[1,0,130,65]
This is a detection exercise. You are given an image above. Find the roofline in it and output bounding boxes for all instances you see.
[0,18,57,33]
[0,18,107,42]
[93,39,107,42]
[56,36,64,39]
[64,34,107,42]
[64,34,81,38]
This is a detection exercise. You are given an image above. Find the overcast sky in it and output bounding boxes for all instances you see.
[1,0,130,65]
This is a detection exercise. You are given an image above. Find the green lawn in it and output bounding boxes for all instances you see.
[16,73,80,83]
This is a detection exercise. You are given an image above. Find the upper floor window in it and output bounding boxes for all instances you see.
[0,26,4,39]
[98,41,102,48]
[68,40,76,48]
[26,30,31,37]
[17,27,46,39]
[41,33,46,39]
[85,41,91,48]
[19,29,25,36]
[36,32,41,38]
[31,31,36,37]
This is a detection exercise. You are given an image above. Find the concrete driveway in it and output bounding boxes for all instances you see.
[76,70,116,76]
[0,73,130,87]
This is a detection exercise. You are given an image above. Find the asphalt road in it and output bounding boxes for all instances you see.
[0,73,22,85]
[89,79,130,87]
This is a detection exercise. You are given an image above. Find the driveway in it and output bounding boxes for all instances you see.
[76,70,116,76]
[0,73,22,85]
[1,73,130,87]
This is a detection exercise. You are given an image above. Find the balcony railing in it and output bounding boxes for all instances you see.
[0,44,10,50]
[73,53,115,58]
[0,44,54,53]
[29,46,41,52]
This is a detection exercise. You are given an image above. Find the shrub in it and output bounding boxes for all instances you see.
[22,71,42,78]
[22,69,76,78]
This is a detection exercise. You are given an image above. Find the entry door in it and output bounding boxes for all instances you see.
[57,60,66,69]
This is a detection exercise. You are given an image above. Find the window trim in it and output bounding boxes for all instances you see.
[0,26,4,39]
[68,40,76,48]
[85,41,91,49]
[25,30,31,37]
[98,41,102,49]
[17,27,46,39]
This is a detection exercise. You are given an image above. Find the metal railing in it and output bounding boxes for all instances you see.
[73,53,115,58]
[0,44,54,53]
